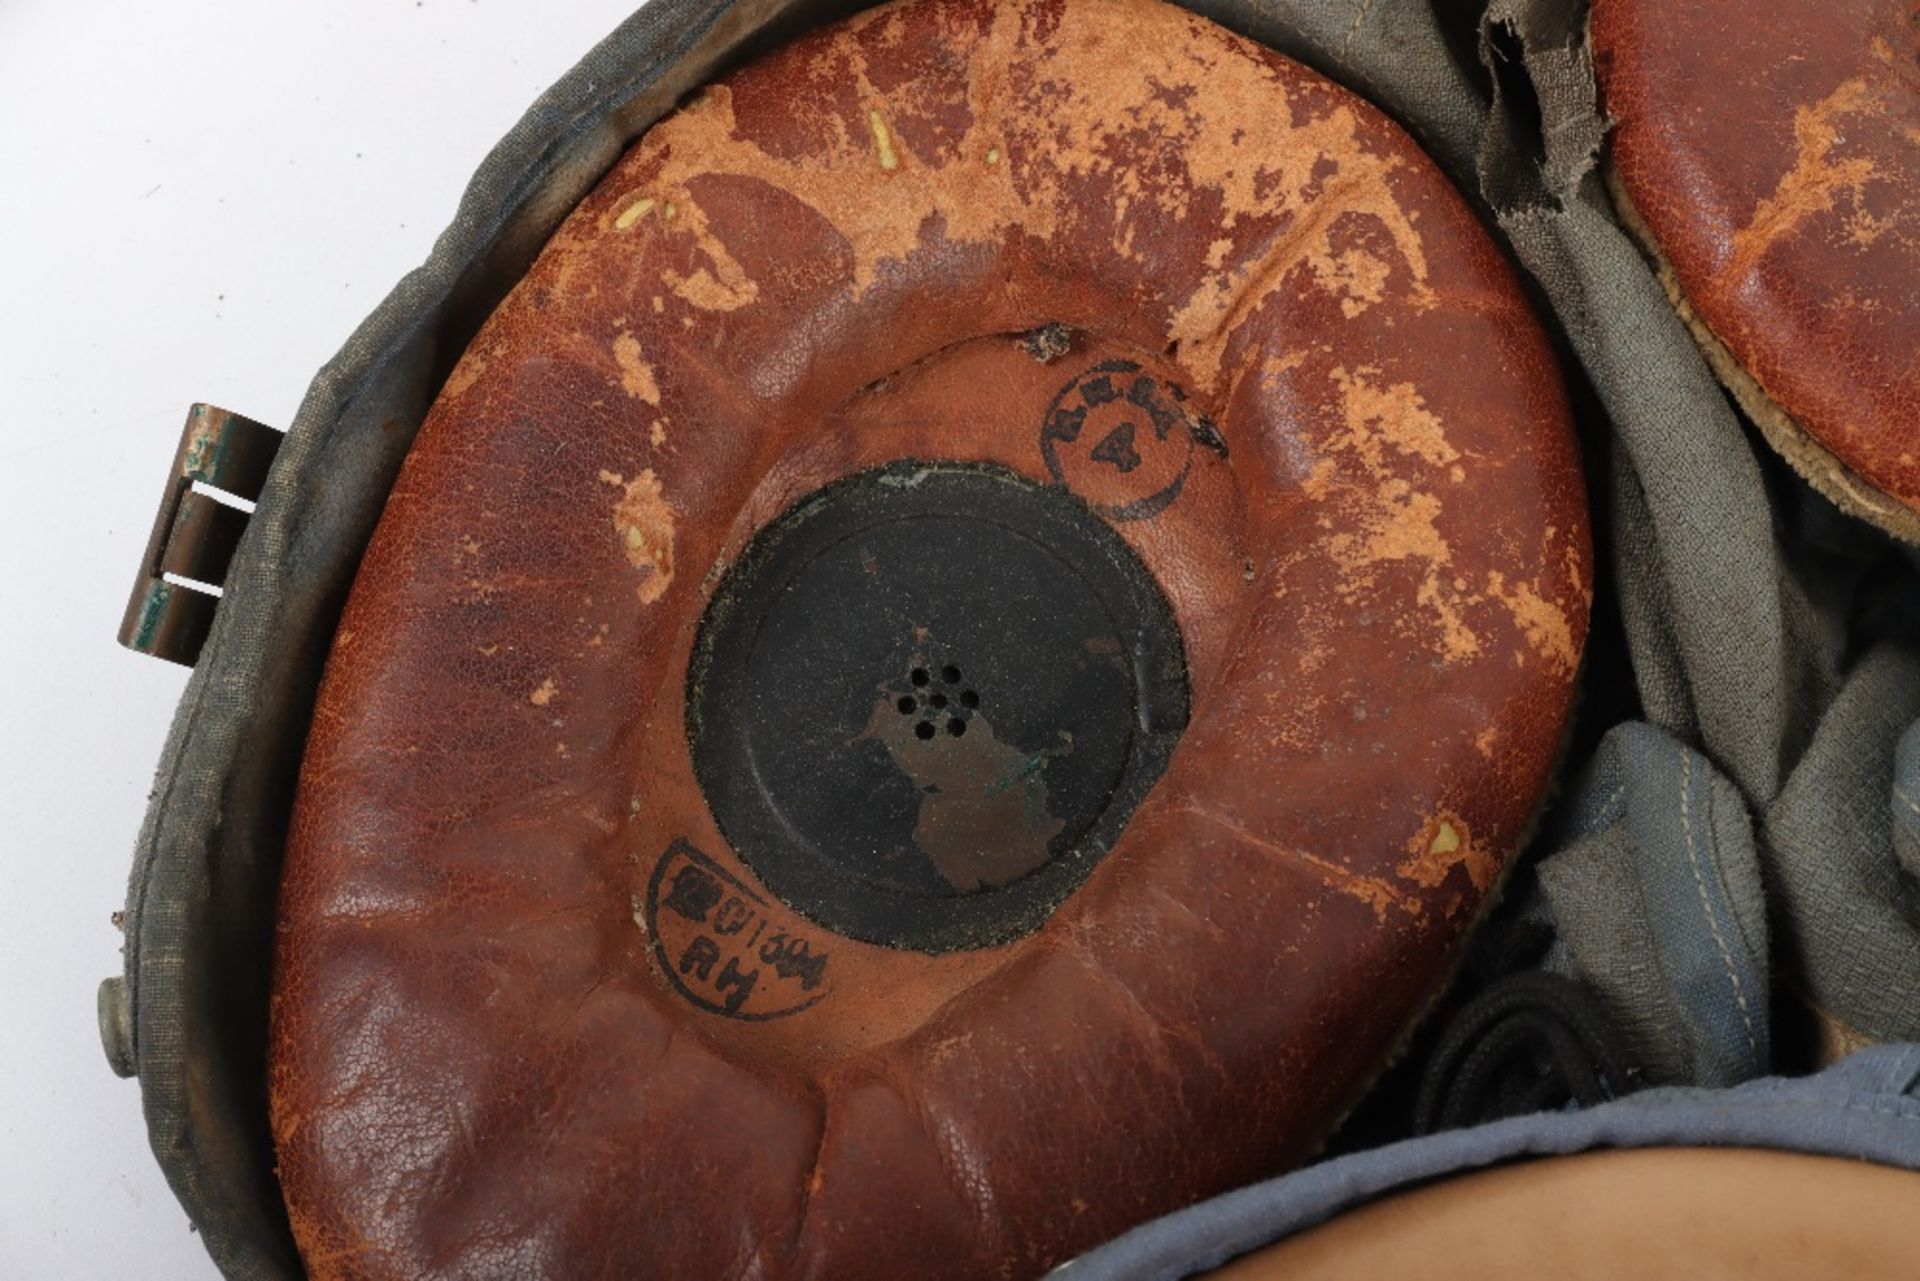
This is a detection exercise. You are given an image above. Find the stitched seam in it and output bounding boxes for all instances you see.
[1719,1093,1920,1124]
[1758,1090,1920,1121]
[1590,779,1628,824]
[1680,752,1759,1059]
[1336,0,1381,61]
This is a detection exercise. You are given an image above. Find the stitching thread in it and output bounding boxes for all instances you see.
[1337,0,1381,61]
[1590,778,1629,824]
[1679,752,1759,1060]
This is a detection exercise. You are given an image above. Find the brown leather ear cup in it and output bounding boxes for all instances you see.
[1592,0,1920,542]
[268,0,1590,1276]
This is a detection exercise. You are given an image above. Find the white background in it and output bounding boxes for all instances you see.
[0,2,643,1273]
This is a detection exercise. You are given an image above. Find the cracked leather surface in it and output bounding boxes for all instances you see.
[269,0,1589,1275]
[1593,0,1920,516]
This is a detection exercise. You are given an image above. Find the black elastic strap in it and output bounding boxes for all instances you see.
[1414,970,1640,1135]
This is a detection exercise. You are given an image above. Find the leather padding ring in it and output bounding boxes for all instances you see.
[271,0,1591,1275]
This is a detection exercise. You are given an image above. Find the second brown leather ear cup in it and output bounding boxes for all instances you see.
[268,0,1590,1276]
[1592,0,1920,542]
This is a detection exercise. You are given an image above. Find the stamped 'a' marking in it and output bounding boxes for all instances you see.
[1039,359,1220,521]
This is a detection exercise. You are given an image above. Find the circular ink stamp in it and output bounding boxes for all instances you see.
[1039,359,1221,521]
[644,839,831,1021]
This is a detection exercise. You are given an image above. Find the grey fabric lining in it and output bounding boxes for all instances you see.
[1765,644,1920,1036]
[1476,0,1920,1080]
[1538,723,1770,1086]
[1482,8,1811,808]
[115,0,1920,1274]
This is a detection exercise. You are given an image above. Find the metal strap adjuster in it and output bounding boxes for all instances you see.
[117,404,283,666]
